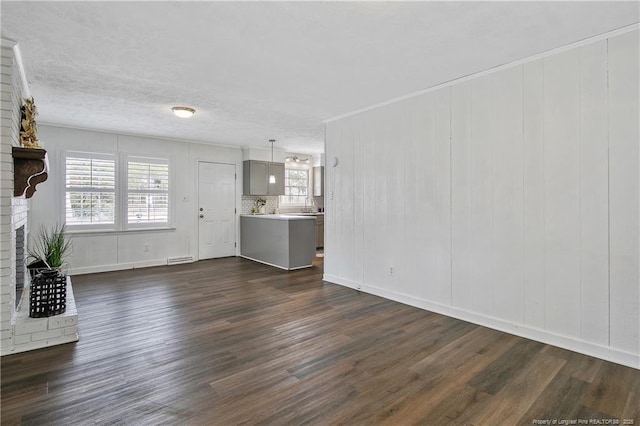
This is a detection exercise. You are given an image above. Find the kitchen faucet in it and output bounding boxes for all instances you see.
[304,197,315,213]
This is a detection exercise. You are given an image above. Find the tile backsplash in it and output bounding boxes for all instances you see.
[241,196,323,215]
[241,196,279,215]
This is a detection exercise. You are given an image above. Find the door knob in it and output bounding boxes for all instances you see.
[199,214,204,218]
[199,207,203,211]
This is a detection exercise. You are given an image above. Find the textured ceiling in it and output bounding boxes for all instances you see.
[1,2,638,154]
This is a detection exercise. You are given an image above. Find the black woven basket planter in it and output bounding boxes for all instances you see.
[27,259,48,280]
[29,269,67,318]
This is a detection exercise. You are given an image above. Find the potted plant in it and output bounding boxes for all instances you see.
[26,224,72,318]
[27,223,72,277]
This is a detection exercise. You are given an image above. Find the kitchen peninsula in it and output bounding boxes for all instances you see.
[240,214,316,270]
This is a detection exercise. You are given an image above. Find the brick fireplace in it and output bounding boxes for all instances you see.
[1,39,78,356]
[14,225,26,308]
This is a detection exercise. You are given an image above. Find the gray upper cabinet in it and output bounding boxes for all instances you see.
[313,166,324,197]
[243,160,285,196]
[268,162,285,195]
[243,160,268,195]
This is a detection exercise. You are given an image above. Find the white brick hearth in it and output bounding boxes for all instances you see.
[1,39,78,356]
[10,277,78,353]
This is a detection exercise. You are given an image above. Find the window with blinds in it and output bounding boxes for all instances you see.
[127,159,169,225]
[65,154,116,226]
[64,152,171,230]
[280,168,309,206]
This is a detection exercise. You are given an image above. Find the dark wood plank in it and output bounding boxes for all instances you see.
[2,256,638,425]
[467,337,546,395]
[520,373,590,423]
[583,362,639,417]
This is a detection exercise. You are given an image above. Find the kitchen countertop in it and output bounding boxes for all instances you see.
[240,214,315,221]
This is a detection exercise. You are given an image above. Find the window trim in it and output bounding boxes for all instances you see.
[62,151,173,232]
[123,155,172,230]
[63,151,119,231]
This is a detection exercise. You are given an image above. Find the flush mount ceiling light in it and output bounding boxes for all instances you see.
[172,106,196,118]
[269,139,276,184]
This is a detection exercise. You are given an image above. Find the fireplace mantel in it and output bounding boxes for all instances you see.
[12,147,48,198]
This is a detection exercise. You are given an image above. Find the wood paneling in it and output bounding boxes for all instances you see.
[435,88,452,305]
[352,114,365,287]
[470,75,494,317]
[523,59,546,329]
[492,66,524,324]
[403,95,435,299]
[324,29,639,367]
[451,81,474,311]
[578,40,609,345]
[2,258,638,424]
[543,48,582,337]
[361,108,378,288]
[608,30,640,353]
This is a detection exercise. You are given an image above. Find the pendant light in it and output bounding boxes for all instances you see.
[268,139,276,184]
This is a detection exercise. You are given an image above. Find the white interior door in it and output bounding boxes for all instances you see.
[198,162,236,259]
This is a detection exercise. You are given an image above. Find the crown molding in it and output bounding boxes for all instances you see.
[324,23,640,123]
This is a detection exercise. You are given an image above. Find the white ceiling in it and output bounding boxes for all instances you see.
[2,2,638,154]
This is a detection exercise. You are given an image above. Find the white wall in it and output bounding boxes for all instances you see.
[324,28,639,369]
[242,146,285,163]
[31,125,243,274]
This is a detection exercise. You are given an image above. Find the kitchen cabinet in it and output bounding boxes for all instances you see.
[313,166,324,196]
[290,213,325,248]
[316,214,324,248]
[243,160,285,195]
[240,215,316,270]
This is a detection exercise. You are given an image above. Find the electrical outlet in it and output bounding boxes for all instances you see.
[389,266,395,276]
[329,191,334,200]
[144,244,150,252]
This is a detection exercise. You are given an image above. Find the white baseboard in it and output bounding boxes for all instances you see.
[323,274,362,290]
[69,259,169,275]
[323,274,640,370]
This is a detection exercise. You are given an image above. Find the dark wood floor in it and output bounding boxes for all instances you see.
[2,256,638,425]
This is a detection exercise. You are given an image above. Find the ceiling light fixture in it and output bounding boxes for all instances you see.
[284,156,310,164]
[269,139,276,184]
[172,106,196,118]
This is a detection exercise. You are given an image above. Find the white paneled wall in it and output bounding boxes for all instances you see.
[523,59,545,332]
[324,28,639,368]
[543,46,582,339]
[608,31,640,355]
[578,41,609,347]
[31,126,243,274]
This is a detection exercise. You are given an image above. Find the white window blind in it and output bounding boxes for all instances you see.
[127,158,169,225]
[65,154,116,226]
[280,168,309,206]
